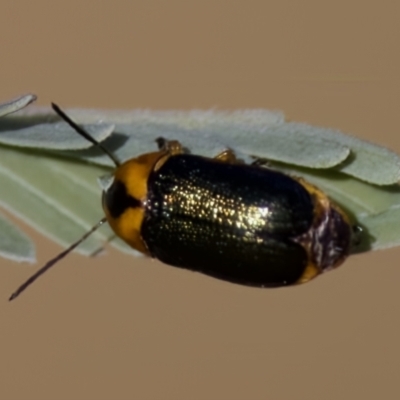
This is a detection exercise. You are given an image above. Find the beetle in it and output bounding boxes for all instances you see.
[9,103,357,300]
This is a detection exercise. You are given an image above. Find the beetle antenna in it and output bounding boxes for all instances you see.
[9,217,107,301]
[51,102,120,167]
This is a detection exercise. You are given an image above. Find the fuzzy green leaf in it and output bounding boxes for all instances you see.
[0,212,35,263]
[0,94,36,118]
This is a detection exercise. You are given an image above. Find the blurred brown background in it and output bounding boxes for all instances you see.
[1,1,400,399]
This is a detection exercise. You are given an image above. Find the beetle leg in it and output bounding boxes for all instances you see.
[214,149,240,164]
[155,137,185,156]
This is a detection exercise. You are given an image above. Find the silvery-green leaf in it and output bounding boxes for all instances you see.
[17,106,399,186]
[69,120,351,170]
[0,119,115,150]
[0,94,37,118]
[300,125,400,185]
[60,107,286,127]
[0,212,35,263]
[2,96,400,266]
[53,108,350,169]
[358,208,400,250]
[0,156,103,256]
[0,96,130,259]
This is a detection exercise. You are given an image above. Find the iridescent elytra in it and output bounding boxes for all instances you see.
[9,104,357,300]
